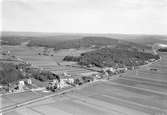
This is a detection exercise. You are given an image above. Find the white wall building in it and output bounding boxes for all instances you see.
[18,80,25,92]
[103,67,116,73]
[27,79,32,85]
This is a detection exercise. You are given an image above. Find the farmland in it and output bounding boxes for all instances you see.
[2,52,167,115]
[2,45,93,76]
[0,45,94,109]
[1,35,167,115]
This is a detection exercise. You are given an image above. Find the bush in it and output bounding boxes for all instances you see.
[63,56,80,62]
[32,71,60,82]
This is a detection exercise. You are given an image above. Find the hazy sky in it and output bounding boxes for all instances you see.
[2,0,167,34]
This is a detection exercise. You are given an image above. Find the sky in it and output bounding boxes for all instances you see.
[1,0,167,34]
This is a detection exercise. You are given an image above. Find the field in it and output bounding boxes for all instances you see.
[2,45,93,76]
[0,45,94,112]
[2,52,167,115]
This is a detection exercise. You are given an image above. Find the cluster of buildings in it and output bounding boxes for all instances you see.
[46,66,130,92]
[46,71,104,92]
[102,66,128,76]
[0,53,137,95]
[0,56,132,95]
[46,73,75,92]
[38,48,54,56]
[0,65,129,95]
[7,78,32,93]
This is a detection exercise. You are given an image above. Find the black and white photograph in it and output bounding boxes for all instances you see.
[0,0,167,115]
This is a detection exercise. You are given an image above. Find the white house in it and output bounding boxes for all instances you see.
[116,67,128,73]
[95,74,102,79]
[57,77,74,88]
[67,78,74,84]
[18,80,25,92]
[102,67,116,73]
[58,79,68,88]
[63,72,71,77]
[27,79,32,85]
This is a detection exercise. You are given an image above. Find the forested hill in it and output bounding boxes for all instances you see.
[27,36,149,51]
[26,36,118,49]
[64,48,160,68]
[1,32,153,51]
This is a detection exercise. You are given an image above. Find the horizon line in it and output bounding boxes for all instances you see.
[1,31,167,36]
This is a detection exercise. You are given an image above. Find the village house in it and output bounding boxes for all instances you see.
[18,80,25,92]
[58,77,75,88]
[149,58,156,62]
[102,67,116,74]
[57,79,68,88]
[47,76,74,91]
[116,67,128,73]
[26,78,32,85]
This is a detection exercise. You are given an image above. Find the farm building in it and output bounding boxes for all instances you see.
[102,67,116,74]
[116,67,128,73]
[26,78,32,85]
[18,80,25,92]
[58,77,75,88]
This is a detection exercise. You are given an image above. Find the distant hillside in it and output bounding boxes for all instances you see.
[2,32,167,45]
[52,37,119,50]
[1,32,82,46]
[27,36,150,51]
[2,31,166,51]
[113,34,167,46]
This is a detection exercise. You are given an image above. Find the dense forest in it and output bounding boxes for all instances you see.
[0,63,60,85]
[63,48,160,68]
[0,63,25,85]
